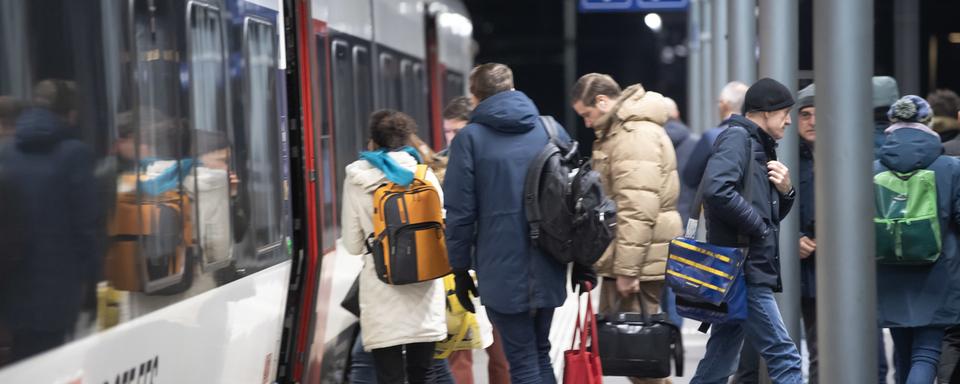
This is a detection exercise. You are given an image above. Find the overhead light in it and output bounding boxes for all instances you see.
[645,13,663,32]
[950,33,960,44]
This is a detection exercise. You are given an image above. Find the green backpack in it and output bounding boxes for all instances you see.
[874,169,942,265]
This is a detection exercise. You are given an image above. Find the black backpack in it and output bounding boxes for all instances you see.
[524,116,617,265]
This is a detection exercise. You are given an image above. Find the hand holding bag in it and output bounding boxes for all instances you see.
[596,294,683,378]
[563,282,603,384]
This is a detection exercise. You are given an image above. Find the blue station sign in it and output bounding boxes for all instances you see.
[579,0,689,13]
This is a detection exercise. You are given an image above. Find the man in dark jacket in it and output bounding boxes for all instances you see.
[444,63,589,384]
[794,83,821,383]
[0,79,99,364]
[690,78,803,384]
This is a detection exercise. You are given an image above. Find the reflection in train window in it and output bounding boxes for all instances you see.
[105,0,192,295]
[314,37,336,251]
[187,2,233,270]
[353,45,373,143]
[331,39,355,216]
[243,18,283,254]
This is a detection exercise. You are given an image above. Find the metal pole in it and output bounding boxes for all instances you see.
[728,0,756,84]
[712,0,728,123]
[688,0,702,134]
[759,0,801,375]
[700,0,713,133]
[894,0,920,95]
[815,0,877,382]
[563,0,577,134]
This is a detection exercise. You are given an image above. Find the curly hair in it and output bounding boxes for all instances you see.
[369,109,416,150]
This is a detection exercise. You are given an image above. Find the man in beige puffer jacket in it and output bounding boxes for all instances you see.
[571,73,682,384]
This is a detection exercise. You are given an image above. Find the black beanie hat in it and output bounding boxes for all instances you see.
[742,77,795,114]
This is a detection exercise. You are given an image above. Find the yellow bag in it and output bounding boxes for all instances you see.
[434,274,483,358]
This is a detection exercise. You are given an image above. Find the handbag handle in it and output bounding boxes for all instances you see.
[569,281,598,354]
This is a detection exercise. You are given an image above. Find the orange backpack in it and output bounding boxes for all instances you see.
[367,164,450,285]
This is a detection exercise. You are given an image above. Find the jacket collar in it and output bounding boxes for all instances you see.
[592,86,642,139]
[728,114,779,161]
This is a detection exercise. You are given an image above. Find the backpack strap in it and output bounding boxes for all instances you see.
[524,144,560,240]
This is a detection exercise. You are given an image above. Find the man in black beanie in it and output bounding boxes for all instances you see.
[690,78,803,384]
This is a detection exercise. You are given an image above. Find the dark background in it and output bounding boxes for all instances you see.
[462,0,960,150]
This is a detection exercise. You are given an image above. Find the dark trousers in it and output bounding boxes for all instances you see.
[938,325,960,383]
[371,342,437,384]
[801,297,820,384]
[486,307,556,384]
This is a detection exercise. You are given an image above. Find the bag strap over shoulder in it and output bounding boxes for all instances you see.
[415,164,429,183]
[686,130,757,243]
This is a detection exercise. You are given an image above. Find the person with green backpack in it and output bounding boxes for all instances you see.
[874,95,960,384]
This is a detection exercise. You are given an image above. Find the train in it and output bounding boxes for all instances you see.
[0,0,473,383]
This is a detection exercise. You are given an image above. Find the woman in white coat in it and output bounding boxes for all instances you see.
[340,110,446,383]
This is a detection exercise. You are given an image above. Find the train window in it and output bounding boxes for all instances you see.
[314,37,336,250]
[330,39,355,215]
[102,0,192,296]
[400,60,430,144]
[243,18,283,254]
[444,72,465,106]
[353,45,373,142]
[187,2,233,270]
[379,53,401,110]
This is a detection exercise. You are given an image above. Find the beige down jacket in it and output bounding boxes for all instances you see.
[340,151,446,351]
[591,84,683,281]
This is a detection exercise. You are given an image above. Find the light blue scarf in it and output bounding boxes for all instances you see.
[359,146,422,186]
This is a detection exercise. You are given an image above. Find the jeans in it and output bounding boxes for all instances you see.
[486,308,556,384]
[349,330,453,384]
[690,285,803,384]
[890,326,944,384]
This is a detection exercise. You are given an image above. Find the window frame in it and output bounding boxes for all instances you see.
[241,15,284,256]
[185,0,234,272]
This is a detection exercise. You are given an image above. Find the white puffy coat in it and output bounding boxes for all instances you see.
[340,151,446,351]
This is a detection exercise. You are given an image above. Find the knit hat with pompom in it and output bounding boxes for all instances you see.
[888,95,933,125]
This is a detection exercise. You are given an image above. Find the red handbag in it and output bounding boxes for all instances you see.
[563,282,603,384]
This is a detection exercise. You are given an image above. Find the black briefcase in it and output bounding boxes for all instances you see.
[596,312,684,378]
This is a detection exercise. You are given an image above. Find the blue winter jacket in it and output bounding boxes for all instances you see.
[444,90,569,314]
[875,128,960,327]
[682,117,733,190]
[0,107,100,332]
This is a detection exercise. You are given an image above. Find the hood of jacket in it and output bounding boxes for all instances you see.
[15,107,69,150]
[879,128,943,173]
[345,151,418,193]
[593,84,670,137]
[470,90,540,134]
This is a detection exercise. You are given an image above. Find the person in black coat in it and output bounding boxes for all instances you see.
[690,78,803,384]
[0,80,99,364]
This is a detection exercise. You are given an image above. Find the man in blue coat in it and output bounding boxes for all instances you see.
[444,63,590,384]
